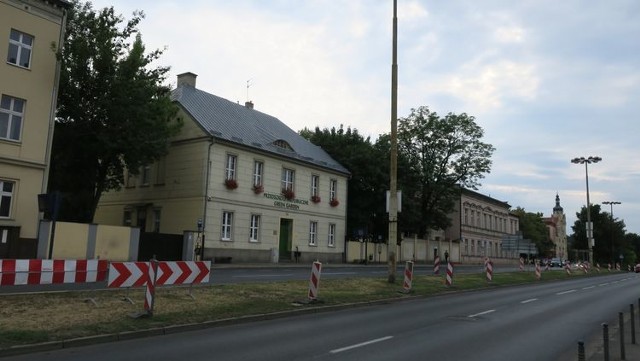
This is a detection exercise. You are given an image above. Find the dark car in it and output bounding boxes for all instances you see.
[550,258,563,267]
[635,264,640,273]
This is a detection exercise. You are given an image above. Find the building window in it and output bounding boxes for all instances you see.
[464,208,468,225]
[0,181,14,218]
[329,179,337,200]
[328,223,336,247]
[221,211,233,241]
[155,157,166,185]
[249,214,260,242]
[7,29,33,68]
[311,175,319,197]
[253,160,263,186]
[141,165,151,186]
[123,209,132,226]
[225,154,237,180]
[282,168,295,191]
[0,95,25,141]
[125,169,136,188]
[153,209,161,233]
[471,210,475,226]
[309,221,317,246]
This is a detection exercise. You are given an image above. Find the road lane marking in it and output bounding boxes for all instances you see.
[468,309,495,318]
[598,283,610,287]
[556,290,576,295]
[330,336,394,354]
[521,298,538,304]
[582,286,595,290]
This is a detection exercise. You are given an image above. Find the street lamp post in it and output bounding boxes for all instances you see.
[571,156,602,265]
[602,201,621,265]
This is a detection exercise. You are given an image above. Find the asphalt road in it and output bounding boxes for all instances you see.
[0,263,525,294]
[4,272,638,361]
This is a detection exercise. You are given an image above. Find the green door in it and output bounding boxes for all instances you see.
[279,219,292,260]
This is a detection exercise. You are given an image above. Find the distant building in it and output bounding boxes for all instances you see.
[543,194,568,259]
[444,188,520,263]
[0,0,70,258]
[95,72,350,263]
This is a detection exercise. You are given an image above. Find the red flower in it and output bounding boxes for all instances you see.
[311,195,321,203]
[224,178,238,190]
[282,187,295,200]
[330,198,340,207]
[252,184,264,194]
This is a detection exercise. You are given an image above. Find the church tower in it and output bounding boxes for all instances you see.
[548,194,568,259]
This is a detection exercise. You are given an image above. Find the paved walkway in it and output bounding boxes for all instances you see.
[584,311,640,361]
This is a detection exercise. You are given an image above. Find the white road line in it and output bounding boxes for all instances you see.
[521,298,538,304]
[582,286,595,290]
[468,309,496,318]
[330,336,394,354]
[598,283,610,286]
[556,289,576,295]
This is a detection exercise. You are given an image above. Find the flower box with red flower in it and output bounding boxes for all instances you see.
[224,178,238,190]
[311,195,321,203]
[282,188,295,200]
[252,184,264,194]
[329,198,339,207]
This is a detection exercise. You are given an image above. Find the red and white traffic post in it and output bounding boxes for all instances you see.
[535,261,541,280]
[308,261,322,301]
[519,257,525,271]
[403,261,414,292]
[485,258,493,282]
[434,256,440,275]
[445,261,454,287]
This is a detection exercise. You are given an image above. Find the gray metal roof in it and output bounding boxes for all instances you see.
[171,85,349,175]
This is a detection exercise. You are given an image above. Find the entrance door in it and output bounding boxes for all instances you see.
[279,219,292,260]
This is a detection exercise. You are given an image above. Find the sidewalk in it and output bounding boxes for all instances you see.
[585,312,640,361]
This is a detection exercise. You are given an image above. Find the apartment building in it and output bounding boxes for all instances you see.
[95,73,350,263]
[0,0,70,258]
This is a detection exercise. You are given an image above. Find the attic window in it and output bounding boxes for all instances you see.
[273,139,293,151]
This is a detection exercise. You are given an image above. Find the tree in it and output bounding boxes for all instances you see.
[396,106,495,237]
[49,1,181,222]
[570,204,626,264]
[300,125,388,242]
[512,207,554,257]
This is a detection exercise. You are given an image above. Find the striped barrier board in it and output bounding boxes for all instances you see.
[403,261,414,292]
[108,261,211,288]
[0,259,108,286]
[485,258,493,282]
[445,262,454,287]
[434,256,440,275]
[308,261,322,300]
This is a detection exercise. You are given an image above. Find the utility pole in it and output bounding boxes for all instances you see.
[388,0,399,283]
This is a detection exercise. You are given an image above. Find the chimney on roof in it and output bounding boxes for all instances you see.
[177,72,197,88]
[245,101,254,109]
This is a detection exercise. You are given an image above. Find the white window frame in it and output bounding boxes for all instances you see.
[153,209,161,233]
[309,221,318,246]
[282,168,295,191]
[7,29,33,68]
[141,165,151,186]
[253,160,263,187]
[221,211,233,241]
[328,223,336,247]
[0,95,25,141]
[225,154,237,180]
[311,175,319,197]
[329,179,337,200]
[0,180,15,218]
[249,214,261,242]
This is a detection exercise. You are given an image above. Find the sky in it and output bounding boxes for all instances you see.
[88,0,640,236]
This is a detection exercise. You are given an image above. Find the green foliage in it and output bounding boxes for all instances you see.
[49,1,181,222]
[395,106,495,235]
[300,125,388,240]
[512,207,554,256]
[570,204,628,264]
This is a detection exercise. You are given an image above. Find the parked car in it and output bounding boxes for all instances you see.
[550,258,563,267]
[635,264,640,273]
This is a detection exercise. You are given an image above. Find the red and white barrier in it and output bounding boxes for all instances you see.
[107,261,211,288]
[565,262,571,275]
[403,261,414,292]
[0,259,108,286]
[595,263,600,273]
[445,262,454,286]
[535,262,541,280]
[308,261,322,300]
[519,257,524,271]
[485,258,493,282]
[608,263,611,272]
[434,256,440,275]
[145,260,158,314]
[108,262,150,288]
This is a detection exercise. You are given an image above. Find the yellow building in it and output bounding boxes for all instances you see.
[543,194,568,259]
[95,73,350,263]
[0,0,70,258]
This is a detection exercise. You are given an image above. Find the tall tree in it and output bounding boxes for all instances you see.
[512,207,554,257]
[49,1,181,222]
[569,204,628,264]
[300,126,388,241]
[396,106,495,237]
